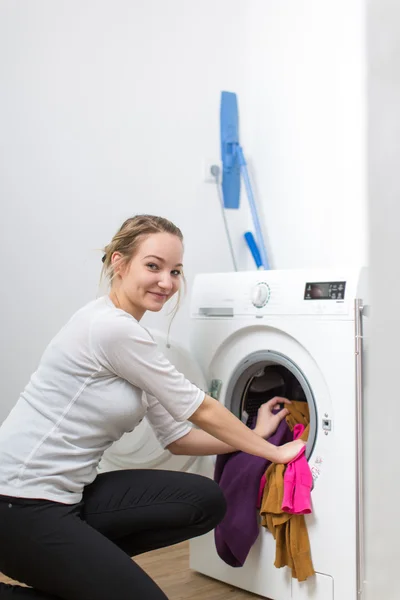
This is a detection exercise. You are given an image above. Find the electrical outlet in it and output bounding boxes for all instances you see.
[203,159,219,183]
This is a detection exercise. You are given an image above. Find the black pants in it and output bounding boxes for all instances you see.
[0,469,226,599]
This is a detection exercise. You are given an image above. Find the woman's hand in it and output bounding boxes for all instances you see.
[254,397,291,439]
[275,439,306,464]
[189,394,301,464]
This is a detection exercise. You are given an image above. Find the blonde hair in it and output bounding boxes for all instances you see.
[101,215,186,326]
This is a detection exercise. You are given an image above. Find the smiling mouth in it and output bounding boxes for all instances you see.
[149,292,168,299]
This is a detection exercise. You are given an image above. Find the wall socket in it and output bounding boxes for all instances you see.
[203,160,220,183]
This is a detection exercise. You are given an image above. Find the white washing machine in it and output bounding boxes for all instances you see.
[188,268,368,600]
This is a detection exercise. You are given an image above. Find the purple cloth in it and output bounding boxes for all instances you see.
[214,419,292,567]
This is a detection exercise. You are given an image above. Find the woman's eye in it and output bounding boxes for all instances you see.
[172,270,182,277]
[147,263,159,271]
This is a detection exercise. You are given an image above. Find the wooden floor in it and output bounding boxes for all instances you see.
[0,540,264,599]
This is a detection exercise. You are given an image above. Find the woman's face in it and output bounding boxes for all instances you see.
[112,232,183,320]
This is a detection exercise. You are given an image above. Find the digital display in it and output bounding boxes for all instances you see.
[304,281,346,301]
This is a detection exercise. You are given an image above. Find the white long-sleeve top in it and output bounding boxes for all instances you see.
[0,296,204,504]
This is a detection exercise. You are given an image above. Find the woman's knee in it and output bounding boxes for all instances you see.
[192,475,226,530]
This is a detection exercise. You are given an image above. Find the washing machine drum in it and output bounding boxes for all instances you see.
[225,351,317,457]
[98,331,206,474]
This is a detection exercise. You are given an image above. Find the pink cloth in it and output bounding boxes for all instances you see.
[281,424,312,515]
[257,473,267,509]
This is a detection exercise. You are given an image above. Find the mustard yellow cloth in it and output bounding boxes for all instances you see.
[259,402,315,581]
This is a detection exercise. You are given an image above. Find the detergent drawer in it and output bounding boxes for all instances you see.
[292,573,333,600]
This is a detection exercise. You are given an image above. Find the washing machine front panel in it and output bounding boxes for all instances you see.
[189,318,358,598]
[98,331,206,474]
[189,269,365,599]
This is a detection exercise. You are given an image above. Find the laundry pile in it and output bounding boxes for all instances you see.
[214,401,315,582]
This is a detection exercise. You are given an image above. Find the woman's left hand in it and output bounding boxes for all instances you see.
[253,397,291,439]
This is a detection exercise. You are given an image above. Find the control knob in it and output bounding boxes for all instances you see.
[251,282,270,308]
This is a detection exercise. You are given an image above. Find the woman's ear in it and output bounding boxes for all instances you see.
[111,252,126,276]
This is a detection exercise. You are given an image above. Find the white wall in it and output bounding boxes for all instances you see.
[0,0,367,423]
[239,0,367,269]
[364,1,400,598]
[0,0,251,421]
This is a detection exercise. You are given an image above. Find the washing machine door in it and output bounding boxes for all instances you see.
[203,324,331,461]
[98,330,207,474]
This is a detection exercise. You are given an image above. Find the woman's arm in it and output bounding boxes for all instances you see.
[167,428,236,455]
[187,394,303,464]
[167,397,292,456]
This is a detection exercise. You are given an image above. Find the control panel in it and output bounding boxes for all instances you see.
[304,281,346,301]
[191,269,363,319]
